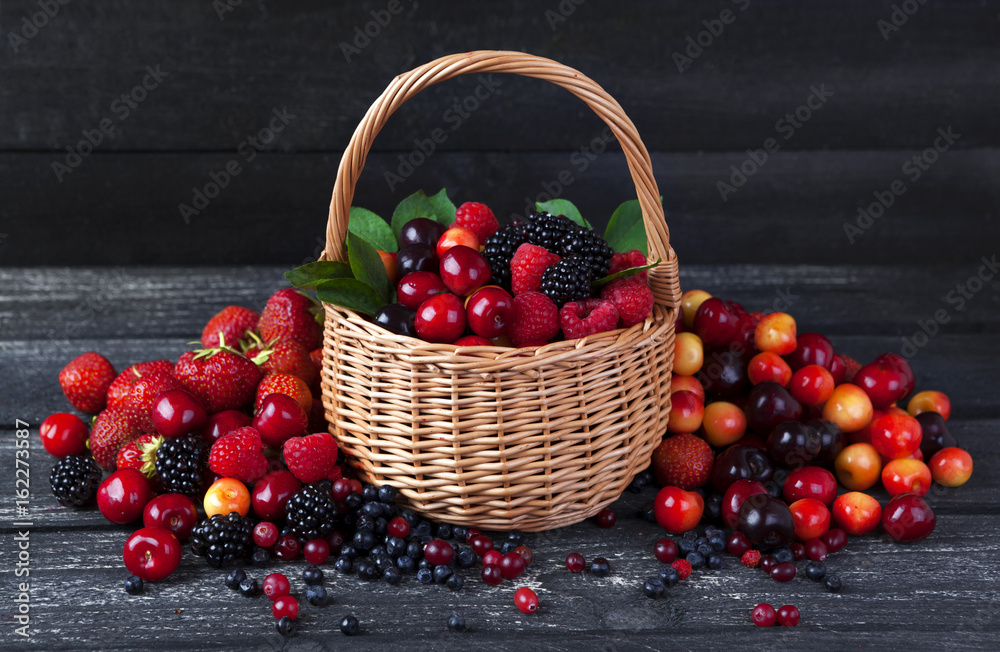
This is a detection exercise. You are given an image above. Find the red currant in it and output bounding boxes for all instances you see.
[464,527,482,543]
[565,552,585,573]
[439,245,491,296]
[514,545,533,566]
[263,573,291,600]
[39,413,89,457]
[387,516,410,539]
[123,527,181,581]
[482,550,501,567]
[752,603,777,627]
[481,564,503,586]
[303,538,330,565]
[776,604,801,627]
[423,539,454,566]
[415,294,466,343]
[500,552,526,579]
[513,587,539,614]
[143,493,198,540]
[253,521,280,548]
[596,508,616,528]
[152,388,207,438]
[653,538,678,563]
[274,535,301,561]
[471,535,494,557]
[272,596,299,621]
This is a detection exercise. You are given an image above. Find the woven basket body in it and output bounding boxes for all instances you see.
[320,51,681,531]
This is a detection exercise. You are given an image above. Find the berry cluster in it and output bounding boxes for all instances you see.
[372,203,656,347]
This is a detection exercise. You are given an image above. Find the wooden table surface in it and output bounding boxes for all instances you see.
[1,264,997,651]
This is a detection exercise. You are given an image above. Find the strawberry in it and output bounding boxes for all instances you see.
[58,352,116,414]
[255,373,312,413]
[201,305,260,349]
[90,406,154,470]
[650,433,713,490]
[116,433,163,476]
[125,371,183,416]
[244,333,319,392]
[208,426,268,483]
[258,288,323,351]
[283,432,339,483]
[174,336,264,414]
[106,360,175,410]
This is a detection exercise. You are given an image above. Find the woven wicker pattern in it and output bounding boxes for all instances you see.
[319,51,681,531]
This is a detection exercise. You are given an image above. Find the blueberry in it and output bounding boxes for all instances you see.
[339,544,358,560]
[677,538,695,555]
[418,558,433,571]
[637,470,655,486]
[659,565,679,587]
[276,615,296,637]
[303,566,324,585]
[370,543,388,558]
[686,551,706,569]
[384,566,402,585]
[345,493,363,510]
[340,614,360,636]
[124,575,143,595]
[378,485,397,503]
[306,584,327,606]
[417,568,433,584]
[356,516,375,532]
[500,541,517,555]
[697,543,713,557]
[447,612,466,632]
[806,561,826,581]
[374,516,388,535]
[627,476,645,493]
[707,553,723,570]
[682,529,698,540]
[375,556,395,573]
[708,534,727,551]
[238,577,259,597]
[590,558,611,577]
[704,494,723,522]
[457,547,477,568]
[703,525,722,538]
[641,502,657,523]
[452,526,468,541]
[362,502,382,518]
[506,530,524,545]
[357,561,379,580]
[334,556,354,574]
[251,547,271,565]
[354,530,376,551]
[225,568,246,590]
[773,548,794,564]
[446,573,464,591]
[433,564,453,584]
[436,523,453,540]
[386,536,406,557]
[400,508,418,525]
[396,554,415,572]
[362,485,379,502]
[643,577,665,599]
[412,522,433,538]
[825,574,842,592]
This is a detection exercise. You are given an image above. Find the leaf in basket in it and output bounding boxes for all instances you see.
[347,231,392,304]
[349,207,396,253]
[314,278,385,316]
[284,261,353,290]
[592,258,662,288]
[427,188,457,225]
[604,199,648,255]
[535,198,591,229]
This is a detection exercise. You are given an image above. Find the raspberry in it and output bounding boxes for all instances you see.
[608,249,649,280]
[283,433,340,484]
[208,426,268,484]
[671,559,692,581]
[741,550,762,568]
[601,276,654,327]
[510,292,559,347]
[510,243,561,295]
[559,299,620,340]
[453,202,499,243]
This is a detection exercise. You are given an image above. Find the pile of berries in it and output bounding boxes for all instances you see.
[372,203,655,347]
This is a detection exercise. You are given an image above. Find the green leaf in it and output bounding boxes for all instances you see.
[347,232,392,304]
[284,261,353,290]
[604,199,648,255]
[593,258,662,288]
[349,207,396,253]
[315,278,385,316]
[427,188,457,225]
[536,198,590,229]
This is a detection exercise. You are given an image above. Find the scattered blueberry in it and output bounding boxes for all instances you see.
[377,485,397,503]
[362,485,379,502]
[446,573,464,591]
[447,612,466,632]
[383,566,402,585]
[590,558,611,577]
[340,614,360,636]
[417,568,433,584]
[238,577,259,597]
[707,553,724,570]
[124,575,143,595]
[806,561,826,581]
[686,551,706,569]
[334,557,354,574]
[659,565,679,587]
[825,575,842,592]
[433,564,453,584]
[643,577,666,599]
[303,566,323,585]
[225,568,246,590]
[773,548,794,564]
[276,615,296,637]
[396,554,415,572]
[457,547,477,568]
[306,584,327,606]
[357,560,379,580]
[252,547,271,565]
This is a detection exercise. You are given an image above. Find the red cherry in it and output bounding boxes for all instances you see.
[513,587,539,614]
[854,361,907,409]
[439,246,491,296]
[654,486,704,534]
[40,413,89,457]
[881,493,936,542]
[423,539,454,566]
[397,272,448,310]
[251,470,302,521]
[782,466,838,506]
[693,298,739,346]
[272,596,299,621]
[466,286,514,338]
[143,493,198,540]
[788,498,831,541]
[721,479,768,530]
[565,552,585,572]
[653,538,678,563]
[436,226,479,258]
[387,516,410,539]
[123,527,181,581]
[454,335,493,346]
[200,409,251,444]
[263,573,291,600]
[786,332,835,371]
[875,352,915,396]
[253,521,280,548]
[829,354,847,385]
[464,527,482,544]
[252,393,308,448]
[415,294,466,343]
[152,388,207,438]
[789,365,835,406]
[98,469,153,524]
[596,508,617,528]
[870,414,922,459]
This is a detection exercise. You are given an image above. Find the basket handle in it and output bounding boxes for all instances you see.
[324,50,677,308]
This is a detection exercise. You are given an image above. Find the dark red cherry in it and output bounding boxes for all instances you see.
[786,332,835,371]
[738,494,795,548]
[916,412,957,458]
[766,421,821,469]
[693,298,739,347]
[439,246,491,296]
[399,218,447,248]
[745,382,803,434]
[374,303,417,337]
[395,243,439,278]
[881,493,935,543]
[806,419,846,467]
[711,445,774,494]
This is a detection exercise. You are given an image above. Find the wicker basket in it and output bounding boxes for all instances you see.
[319,51,681,531]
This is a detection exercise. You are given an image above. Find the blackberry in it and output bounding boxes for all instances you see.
[481,223,526,290]
[521,211,576,251]
[154,436,206,497]
[190,512,254,567]
[285,481,337,541]
[539,258,593,306]
[50,454,102,508]
[558,228,613,279]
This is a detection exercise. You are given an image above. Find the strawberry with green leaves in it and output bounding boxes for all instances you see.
[116,433,164,475]
[243,332,319,392]
[58,352,116,414]
[174,335,264,414]
[258,288,323,351]
[201,305,260,349]
[91,407,155,470]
